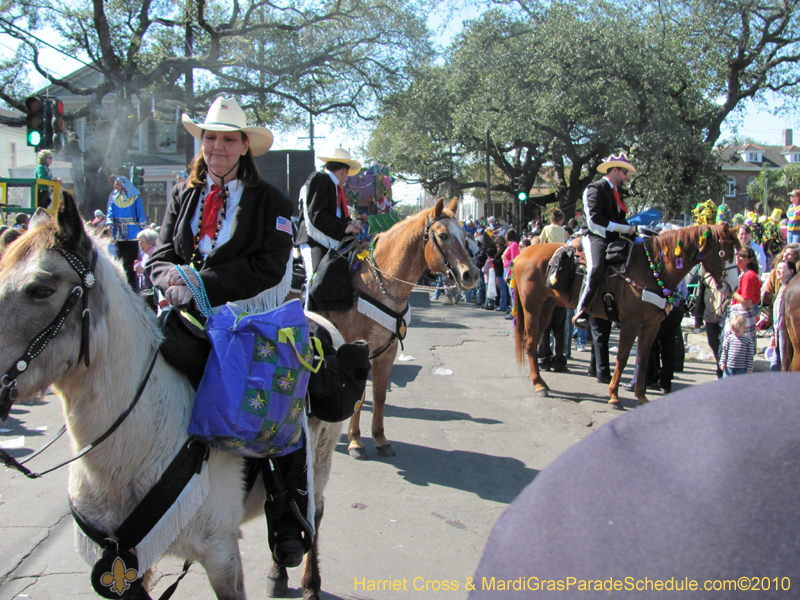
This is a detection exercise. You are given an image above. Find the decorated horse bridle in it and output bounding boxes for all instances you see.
[696,238,738,291]
[0,246,97,408]
[423,214,459,283]
[0,245,161,479]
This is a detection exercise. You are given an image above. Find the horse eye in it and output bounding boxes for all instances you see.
[25,284,55,299]
[438,232,448,240]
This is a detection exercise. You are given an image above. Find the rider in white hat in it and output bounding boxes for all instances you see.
[148,97,311,569]
[295,147,363,308]
[572,152,636,330]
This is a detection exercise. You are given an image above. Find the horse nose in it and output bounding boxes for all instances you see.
[460,267,473,285]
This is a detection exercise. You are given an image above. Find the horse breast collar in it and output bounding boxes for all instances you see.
[0,246,97,408]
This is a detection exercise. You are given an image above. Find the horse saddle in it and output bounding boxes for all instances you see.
[605,237,633,267]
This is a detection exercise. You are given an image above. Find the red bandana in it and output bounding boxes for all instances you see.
[199,185,223,241]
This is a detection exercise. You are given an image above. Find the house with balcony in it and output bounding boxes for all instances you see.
[718,128,797,215]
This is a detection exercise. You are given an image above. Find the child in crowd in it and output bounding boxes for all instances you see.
[719,314,755,377]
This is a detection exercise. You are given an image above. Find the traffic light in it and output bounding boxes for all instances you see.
[41,99,54,150]
[25,96,44,147]
[130,164,145,187]
[517,174,528,202]
[51,99,65,151]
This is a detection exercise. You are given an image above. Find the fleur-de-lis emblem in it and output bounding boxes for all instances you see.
[100,556,138,595]
[289,428,302,445]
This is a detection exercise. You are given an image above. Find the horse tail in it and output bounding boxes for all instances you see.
[514,276,526,367]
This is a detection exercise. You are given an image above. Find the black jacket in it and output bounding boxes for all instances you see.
[583,178,628,242]
[295,170,351,249]
[148,180,294,307]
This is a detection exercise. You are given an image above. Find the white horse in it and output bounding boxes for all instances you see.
[0,193,340,600]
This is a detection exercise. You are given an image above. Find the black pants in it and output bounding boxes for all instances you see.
[538,306,567,368]
[576,233,608,315]
[116,240,139,291]
[646,306,685,386]
[706,321,724,379]
[589,316,612,378]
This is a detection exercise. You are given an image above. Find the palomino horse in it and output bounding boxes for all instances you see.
[0,193,340,600]
[782,274,800,371]
[514,224,740,408]
[318,197,480,459]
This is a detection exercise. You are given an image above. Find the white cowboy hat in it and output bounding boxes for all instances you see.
[597,152,637,174]
[181,97,274,156]
[316,147,362,176]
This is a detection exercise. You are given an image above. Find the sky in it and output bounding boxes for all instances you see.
[3,10,799,206]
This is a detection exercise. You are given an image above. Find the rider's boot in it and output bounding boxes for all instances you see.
[262,442,313,568]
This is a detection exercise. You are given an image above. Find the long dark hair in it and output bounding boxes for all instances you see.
[186,131,261,189]
[738,247,759,275]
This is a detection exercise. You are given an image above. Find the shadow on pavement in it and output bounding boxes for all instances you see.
[384,403,502,425]
[336,439,538,504]
[387,364,423,387]
[409,317,469,330]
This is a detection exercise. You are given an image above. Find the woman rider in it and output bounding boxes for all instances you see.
[147,97,310,569]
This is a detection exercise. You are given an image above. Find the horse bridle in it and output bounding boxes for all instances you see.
[0,246,97,408]
[423,215,460,283]
[696,239,737,291]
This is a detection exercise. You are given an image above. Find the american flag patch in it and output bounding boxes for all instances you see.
[276,216,293,235]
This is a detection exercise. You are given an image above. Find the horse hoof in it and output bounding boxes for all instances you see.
[637,397,650,406]
[376,443,395,458]
[535,388,549,397]
[266,573,289,598]
[349,446,369,460]
[608,400,624,411]
[303,588,322,600]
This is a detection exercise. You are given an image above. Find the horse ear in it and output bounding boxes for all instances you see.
[56,192,90,249]
[28,207,52,231]
[448,197,459,213]
[433,197,445,218]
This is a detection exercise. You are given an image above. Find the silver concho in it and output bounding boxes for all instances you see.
[16,360,27,372]
[84,273,96,288]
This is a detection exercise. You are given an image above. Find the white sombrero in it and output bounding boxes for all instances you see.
[316,147,362,176]
[597,152,637,174]
[181,97,274,156]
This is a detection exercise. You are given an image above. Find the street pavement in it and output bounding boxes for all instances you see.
[1,293,723,600]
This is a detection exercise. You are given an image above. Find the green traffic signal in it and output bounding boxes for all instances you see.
[25,96,44,148]
[130,165,145,187]
[517,190,527,202]
[27,130,42,146]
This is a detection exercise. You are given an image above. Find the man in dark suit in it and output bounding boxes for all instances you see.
[572,153,636,329]
[296,148,362,308]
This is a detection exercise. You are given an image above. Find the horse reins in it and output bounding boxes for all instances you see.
[0,247,97,409]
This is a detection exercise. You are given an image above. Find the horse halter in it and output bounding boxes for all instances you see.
[697,240,737,291]
[423,215,459,283]
[0,246,97,408]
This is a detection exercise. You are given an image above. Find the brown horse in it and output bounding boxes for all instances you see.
[317,197,480,459]
[514,224,740,408]
[782,274,800,371]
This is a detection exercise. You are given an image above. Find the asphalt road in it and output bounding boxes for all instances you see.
[0,293,720,600]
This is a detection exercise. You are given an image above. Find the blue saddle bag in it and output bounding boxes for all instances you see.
[188,299,320,458]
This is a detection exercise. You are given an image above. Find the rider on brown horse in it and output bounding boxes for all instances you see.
[572,153,637,329]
